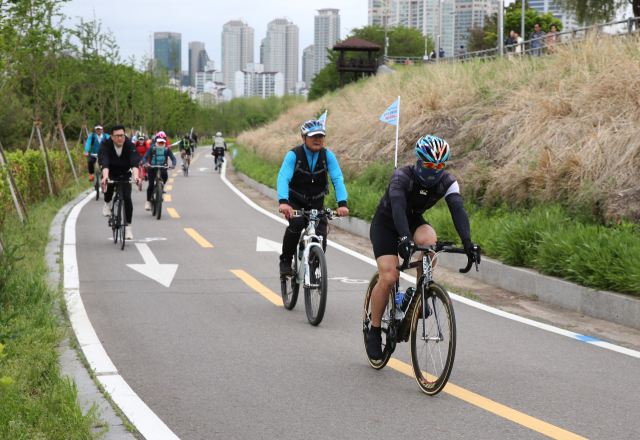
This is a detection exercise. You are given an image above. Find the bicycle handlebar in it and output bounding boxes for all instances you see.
[279,208,340,220]
[395,241,480,274]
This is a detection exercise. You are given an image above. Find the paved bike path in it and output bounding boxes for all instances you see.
[74,156,639,439]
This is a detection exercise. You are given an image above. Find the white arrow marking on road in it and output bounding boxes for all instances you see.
[197,167,208,171]
[127,243,178,287]
[329,277,368,284]
[256,237,282,254]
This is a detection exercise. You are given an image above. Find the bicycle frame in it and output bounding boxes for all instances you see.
[294,214,324,287]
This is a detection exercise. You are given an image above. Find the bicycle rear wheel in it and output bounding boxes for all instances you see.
[362,272,396,369]
[304,246,327,326]
[95,178,100,200]
[281,258,299,310]
[155,183,163,220]
[410,282,456,396]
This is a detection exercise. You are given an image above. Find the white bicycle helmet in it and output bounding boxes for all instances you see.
[216,132,222,137]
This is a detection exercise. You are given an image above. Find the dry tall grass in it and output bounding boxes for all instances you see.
[238,35,640,221]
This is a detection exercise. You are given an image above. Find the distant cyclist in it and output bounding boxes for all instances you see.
[178,133,193,170]
[135,135,150,182]
[84,123,109,182]
[98,125,141,240]
[277,119,349,275]
[143,133,176,210]
[364,135,480,360]
[211,132,227,170]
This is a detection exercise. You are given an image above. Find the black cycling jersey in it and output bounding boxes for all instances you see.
[375,165,470,242]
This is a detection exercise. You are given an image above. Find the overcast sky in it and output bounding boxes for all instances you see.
[61,0,367,76]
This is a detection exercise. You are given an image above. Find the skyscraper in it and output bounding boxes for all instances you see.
[313,9,340,75]
[221,20,255,96]
[154,32,181,78]
[188,42,210,88]
[368,0,386,26]
[260,38,266,64]
[264,18,299,93]
[302,44,315,87]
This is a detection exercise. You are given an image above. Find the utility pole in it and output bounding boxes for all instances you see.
[521,0,526,51]
[436,0,443,62]
[498,0,504,57]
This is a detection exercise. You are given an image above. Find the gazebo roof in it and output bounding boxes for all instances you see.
[333,38,381,51]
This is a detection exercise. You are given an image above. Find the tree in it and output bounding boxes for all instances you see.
[555,0,638,26]
[505,9,563,39]
[466,25,495,52]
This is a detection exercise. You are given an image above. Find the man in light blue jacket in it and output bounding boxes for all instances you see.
[276,119,349,275]
[84,123,110,182]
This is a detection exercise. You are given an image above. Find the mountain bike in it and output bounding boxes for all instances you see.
[107,178,135,250]
[362,241,480,395]
[148,165,169,220]
[91,154,102,200]
[280,208,338,326]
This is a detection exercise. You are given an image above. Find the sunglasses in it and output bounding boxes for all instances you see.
[421,161,445,169]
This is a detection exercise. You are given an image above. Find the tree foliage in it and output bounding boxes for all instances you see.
[308,25,433,101]
[555,0,638,26]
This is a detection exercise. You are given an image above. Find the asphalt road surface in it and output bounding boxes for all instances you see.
[74,151,639,440]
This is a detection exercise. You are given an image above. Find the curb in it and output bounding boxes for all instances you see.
[46,190,138,439]
[235,171,640,330]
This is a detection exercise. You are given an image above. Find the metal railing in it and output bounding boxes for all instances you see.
[379,17,640,66]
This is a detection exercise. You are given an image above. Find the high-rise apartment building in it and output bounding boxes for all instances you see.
[313,9,340,75]
[368,0,386,26]
[260,38,266,64]
[188,42,210,88]
[221,20,254,97]
[302,44,314,87]
[452,0,498,52]
[154,32,181,77]
[235,63,284,99]
[264,18,299,93]
[529,0,578,32]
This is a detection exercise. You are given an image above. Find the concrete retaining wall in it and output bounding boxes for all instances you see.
[235,171,640,330]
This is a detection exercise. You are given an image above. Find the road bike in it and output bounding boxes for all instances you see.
[137,161,147,192]
[182,156,190,177]
[107,178,135,250]
[280,208,338,326]
[362,241,480,395]
[90,154,102,200]
[148,165,169,220]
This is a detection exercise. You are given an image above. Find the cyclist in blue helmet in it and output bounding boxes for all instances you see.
[365,135,480,361]
[276,119,350,276]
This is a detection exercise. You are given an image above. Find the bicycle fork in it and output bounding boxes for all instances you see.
[421,285,444,342]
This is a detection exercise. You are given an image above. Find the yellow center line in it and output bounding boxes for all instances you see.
[166,208,180,218]
[230,270,283,306]
[184,228,213,247]
[168,178,174,183]
[172,173,177,177]
[164,194,172,202]
[387,359,587,440]
[191,151,202,165]
[165,185,172,191]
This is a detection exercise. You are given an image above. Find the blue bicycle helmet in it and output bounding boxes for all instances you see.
[415,135,450,164]
[300,119,325,137]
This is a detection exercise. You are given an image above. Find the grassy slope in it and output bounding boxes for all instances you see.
[0,183,104,438]
[233,145,640,295]
[238,35,640,223]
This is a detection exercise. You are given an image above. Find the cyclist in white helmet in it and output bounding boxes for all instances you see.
[211,132,227,171]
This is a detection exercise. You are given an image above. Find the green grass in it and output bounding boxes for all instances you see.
[233,145,640,296]
[0,182,104,439]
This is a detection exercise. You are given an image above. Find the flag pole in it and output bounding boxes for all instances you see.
[394,96,400,169]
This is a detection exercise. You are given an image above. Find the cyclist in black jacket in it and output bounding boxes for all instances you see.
[365,135,480,360]
[98,124,141,240]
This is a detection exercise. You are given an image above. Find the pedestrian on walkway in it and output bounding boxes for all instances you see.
[546,24,561,54]
[529,22,546,57]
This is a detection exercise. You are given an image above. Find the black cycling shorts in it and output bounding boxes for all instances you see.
[182,149,191,157]
[370,210,429,259]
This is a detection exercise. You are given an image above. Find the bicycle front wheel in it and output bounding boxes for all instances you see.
[281,258,299,310]
[304,246,327,326]
[156,184,163,220]
[362,272,395,370]
[410,282,456,395]
[118,197,126,250]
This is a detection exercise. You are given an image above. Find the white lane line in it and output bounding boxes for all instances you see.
[64,192,180,439]
[221,162,640,359]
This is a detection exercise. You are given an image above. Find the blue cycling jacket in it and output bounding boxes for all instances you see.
[277,145,347,205]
